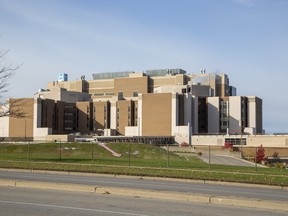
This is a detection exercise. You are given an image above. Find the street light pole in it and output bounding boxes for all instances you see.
[24,118,27,142]
[59,139,62,162]
[208,145,211,169]
[167,143,169,168]
[128,142,131,165]
[255,147,258,171]
[92,141,95,162]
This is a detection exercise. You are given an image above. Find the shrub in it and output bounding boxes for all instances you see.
[272,152,279,158]
[223,142,233,149]
[180,142,189,147]
[274,162,285,169]
[256,144,265,163]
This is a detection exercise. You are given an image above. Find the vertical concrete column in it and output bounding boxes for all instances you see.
[247,96,256,129]
[33,98,41,136]
[207,97,220,133]
[171,93,178,136]
[183,93,192,125]
[138,94,143,136]
[110,101,117,130]
[229,96,242,133]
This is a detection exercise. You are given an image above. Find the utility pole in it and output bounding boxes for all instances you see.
[59,139,62,162]
[208,145,211,169]
[128,142,131,165]
[255,147,258,171]
[167,143,169,168]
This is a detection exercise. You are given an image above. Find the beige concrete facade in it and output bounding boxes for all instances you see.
[116,100,134,135]
[228,96,243,133]
[207,97,220,134]
[114,76,148,97]
[192,134,288,148]
[93,101,110,133]
[1,69,265,145]
[141,93,172,136]
[8,98,34,140]
[76,102,92,134]
[247,96,263,134]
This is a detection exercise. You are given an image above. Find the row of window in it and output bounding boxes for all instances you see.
[116,105,135,129]
[225,138,246,146]
[93,93,114,96]
[93,92,139,97]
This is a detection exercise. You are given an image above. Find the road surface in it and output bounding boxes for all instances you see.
[0,169,287,202]
[197,153,264,167]
[1,187,287,216]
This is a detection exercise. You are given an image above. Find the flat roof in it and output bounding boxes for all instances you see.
[92,68,186,80]
[92,71,134,80]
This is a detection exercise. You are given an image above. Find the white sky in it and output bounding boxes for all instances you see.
[1,0,288,133]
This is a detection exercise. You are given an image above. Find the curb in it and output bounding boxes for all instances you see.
[0,179,287,212]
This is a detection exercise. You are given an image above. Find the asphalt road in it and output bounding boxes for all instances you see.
[1,187,287,216]
[0,169,287,202]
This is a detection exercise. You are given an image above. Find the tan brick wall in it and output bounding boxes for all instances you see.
[89,80,114,89]
[151,76,176,87]
[93,101,110,131]
[55,101,65,134]
[116,100,134,135]
[175,74,186,85]
[41,99,56,129]
[9,98,34,139]
[142,93,172,136]
[134,100,138,126]
[114,77,148,97]
[89,80,115,98]
[47,80,88,93]
[242,147,288,157]
[76,102,92,134]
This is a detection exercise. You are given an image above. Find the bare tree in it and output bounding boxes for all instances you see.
[0,98,27,118]
[0,49,23,117]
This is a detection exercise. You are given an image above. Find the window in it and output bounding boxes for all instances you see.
[118,92,123,98]
[65,113,74,116]
[225,138,246,146]
[133,92,138,97]
[105,93,114,96]
[94,93,104,96]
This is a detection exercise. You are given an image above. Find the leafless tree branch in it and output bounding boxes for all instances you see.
[0,98,29,118]
[0,49,22,117]
[0,50,20,96]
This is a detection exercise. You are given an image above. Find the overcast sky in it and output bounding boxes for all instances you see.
[1,0,287,134]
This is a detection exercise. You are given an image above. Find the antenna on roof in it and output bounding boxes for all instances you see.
[200,69,206,74]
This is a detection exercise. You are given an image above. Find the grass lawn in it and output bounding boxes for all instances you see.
[0,142,287,186]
